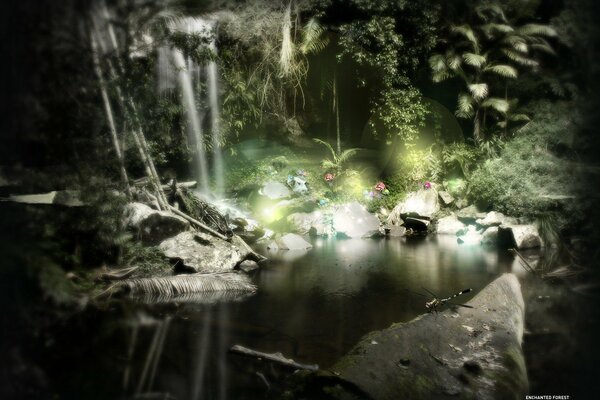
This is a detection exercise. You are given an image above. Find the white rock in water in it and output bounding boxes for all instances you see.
[333,201,381,238]
[436,214,465,235]
[260,181,291,200]
[387,188,440,224]
[476,211,516,227]
[268,233,312,250]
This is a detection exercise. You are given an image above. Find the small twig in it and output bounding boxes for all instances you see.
[509,248,537,275]
[230,345,319,371]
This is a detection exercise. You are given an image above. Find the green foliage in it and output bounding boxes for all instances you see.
[313,138,359,175]
[469,101,582,226]
[369,87,429,143]
[429,1,557,142]
[441,142,481,177]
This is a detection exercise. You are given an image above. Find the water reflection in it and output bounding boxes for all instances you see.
[53,238,518,399]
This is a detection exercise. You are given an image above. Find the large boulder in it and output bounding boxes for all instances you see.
[476,211,516,228]
[456,204,486,224]
[260,181,291,200]
[481,226,499,247]
[293,274,527,400]
[499,224,543,250]
[124,202,190,245]
[333,201,381,238]
[159,231,249,273]
[387,189,440,225]
[436,214,466,235]
[287,211,326,235]
[268,233,313,250]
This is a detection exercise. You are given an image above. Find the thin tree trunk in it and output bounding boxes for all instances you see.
[504,83,509,137]
[333,70,341,154]
[473,108,481,144]
[90,32,132,199]
[96,11,169,208]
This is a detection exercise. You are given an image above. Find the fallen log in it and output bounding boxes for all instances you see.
[230,345,319,372]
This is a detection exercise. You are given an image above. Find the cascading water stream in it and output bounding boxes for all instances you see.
[158,17,224,197]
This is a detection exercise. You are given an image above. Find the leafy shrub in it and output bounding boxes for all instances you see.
[469,101,583,227]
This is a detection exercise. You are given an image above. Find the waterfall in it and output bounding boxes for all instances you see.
[158,17,224,197]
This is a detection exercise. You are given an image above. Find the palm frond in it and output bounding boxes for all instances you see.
[447,53,463,70]
[456,93,475,119]
[432,71,452,82]
[462,52,487,68]
[451,25,479,51]
[509,113,530,122]
[429,54,447,72]
[485,64,518,78]
[300,18,328,54]
[482,23,514,37]
[482,98,510,114]
[517,24,557,37]
[468,83,489,100]
[501,48,539,66]
[476,4,507,22]
[115,273,257,297]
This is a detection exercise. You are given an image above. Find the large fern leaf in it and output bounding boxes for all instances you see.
[482,98,510,114]
[462,52,487,68]
[517,24,557,37]
[455,93,475,119]
[451,25,479,51]
[468,83,489,100]
[115,273,257,296]
[300,18,328,54]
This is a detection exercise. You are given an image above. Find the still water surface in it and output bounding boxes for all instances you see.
[50,236,518,399]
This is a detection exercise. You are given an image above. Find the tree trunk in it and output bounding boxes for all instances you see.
[90,32,132,199]
[95,15,169,209]
[334,70,341,154]
[473,108,481,144]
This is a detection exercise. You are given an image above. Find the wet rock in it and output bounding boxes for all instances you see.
[404,217,430,231]
[476,211,516,227]
[159,231,248,273]
[7,190,84,207]
[499,224,543,249]
[238,260,260,273]
[436,214,466,235]
[124,202,190,245]
[481,226,499,247]
[457,225,483,245]
[287,211,325,235]
[456,204,486,224]
[385,226,407,237]
[232,217,264,244]
[438,191,454,206]
[333,201,381,238]
[260,181,291,200]
[387,189,440,224]
[293,274,527,400]
[268,233,312,250]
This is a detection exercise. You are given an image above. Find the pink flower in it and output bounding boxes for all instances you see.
[324,173,335,182]
[375,182,386,191]
[424,181,432,189]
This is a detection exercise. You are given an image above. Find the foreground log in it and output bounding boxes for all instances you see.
[230,345,319,372]
[290,274,527,400]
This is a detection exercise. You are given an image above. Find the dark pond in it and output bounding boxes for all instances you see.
[41,236,527,400]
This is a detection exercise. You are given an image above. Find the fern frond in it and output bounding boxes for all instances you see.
[313,138,336,160]
[337,148,360,165]
[517,24,557,37]
[115,273,257,297]
[509,113,530,122]
[482,23,514,37]
[447,54,463,70]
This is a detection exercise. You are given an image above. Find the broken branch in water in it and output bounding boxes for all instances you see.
[229,345,319,371]
[509,248,537,274]
[143,190,229,241]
